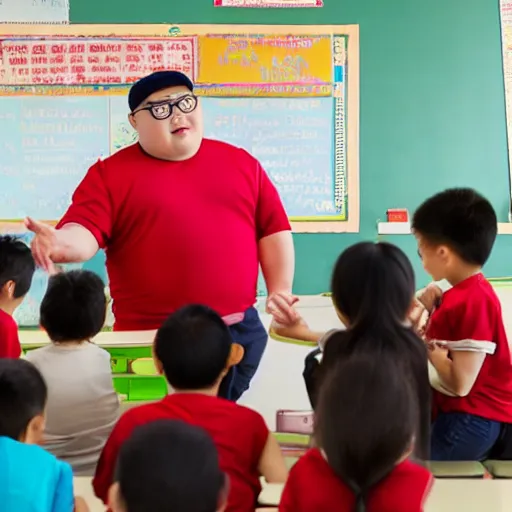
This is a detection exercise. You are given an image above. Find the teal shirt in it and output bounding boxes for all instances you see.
[0,436,74,512]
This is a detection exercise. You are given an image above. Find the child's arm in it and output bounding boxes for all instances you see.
[270,312,326,344]
[428,345,486,397]
[74,497,90,512]
[258,433,288,483]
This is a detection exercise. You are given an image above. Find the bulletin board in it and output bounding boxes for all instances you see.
[0,24,360,234]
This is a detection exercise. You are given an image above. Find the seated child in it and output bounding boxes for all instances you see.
[279,354,433,512]
[108,419,228,512]
[94,304,288,512]
[25,270,119,475]
[0,235,35,358]
[412,187,512,461]
[0,358,89,512]
[271,241,431,460]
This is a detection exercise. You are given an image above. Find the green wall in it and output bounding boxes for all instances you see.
[74,0,512,292]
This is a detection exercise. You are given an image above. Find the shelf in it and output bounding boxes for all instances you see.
[378,222,512,235]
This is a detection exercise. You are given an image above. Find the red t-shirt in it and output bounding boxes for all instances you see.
[279,449,433,512]
[426,273,512,422]
[57,140,291,330]
[93,393,269,512]
[0,309,21,358]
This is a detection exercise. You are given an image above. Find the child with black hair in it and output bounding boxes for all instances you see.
[94,304,288,512]
[25,270,119,475]
[279,355,433,512]
[0,235,35,358]
[412,188,512,461]
[271,241,431,461]
[108,419,228,512]
[0,358,89,512]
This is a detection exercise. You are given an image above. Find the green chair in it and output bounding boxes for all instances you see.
[427,461,488,478]
[483,460,512,478]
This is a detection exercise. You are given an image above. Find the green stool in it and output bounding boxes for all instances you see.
[483,460,512,478]
[427,461,487,478]
[273,432,311,447]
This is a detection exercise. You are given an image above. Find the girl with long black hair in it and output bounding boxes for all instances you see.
[278,355,433,512]
[271,241,431,461]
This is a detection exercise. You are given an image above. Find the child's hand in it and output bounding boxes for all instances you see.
[417,284,443,313]
[270,314,310,341]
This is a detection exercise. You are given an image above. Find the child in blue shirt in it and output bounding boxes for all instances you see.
[0,358,88,512]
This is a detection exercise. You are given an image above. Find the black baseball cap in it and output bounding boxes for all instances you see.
[128,71,194,112]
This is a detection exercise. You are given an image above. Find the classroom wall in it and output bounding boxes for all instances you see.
[73,0,512,291]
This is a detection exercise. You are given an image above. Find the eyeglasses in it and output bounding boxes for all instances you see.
[131,94,198,120]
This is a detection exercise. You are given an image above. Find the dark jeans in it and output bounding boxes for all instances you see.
[431,412,501,461]
[218,307,268,402]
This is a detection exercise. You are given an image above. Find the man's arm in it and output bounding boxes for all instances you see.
[259,230,294,295]
[53,223,100,263]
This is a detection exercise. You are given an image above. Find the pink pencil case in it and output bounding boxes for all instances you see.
[276,410,314,435]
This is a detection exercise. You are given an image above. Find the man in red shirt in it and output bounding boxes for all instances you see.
[413,188,512,460]
[0,236,35,358]
[26,70,297,400]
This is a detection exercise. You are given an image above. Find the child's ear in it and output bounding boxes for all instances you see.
[216,473,230,512]
[227,343,244,368]
[1,280,15,299]
[24,413,45,445]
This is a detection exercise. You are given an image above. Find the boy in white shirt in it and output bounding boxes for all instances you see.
[26,270,119,475]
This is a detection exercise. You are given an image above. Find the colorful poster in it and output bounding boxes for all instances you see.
[214,0,322,6]
[198,35,332,88]
[500,1,512,195]
[0,0,69,24]
[0,38,197,85]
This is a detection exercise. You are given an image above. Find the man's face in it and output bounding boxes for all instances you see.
[129,85,204,161]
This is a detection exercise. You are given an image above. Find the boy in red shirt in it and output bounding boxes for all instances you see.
[0,236,35,358]
[279,355,433,512]
[412,188,512,460]
[93,304,288,512]
[109,420,228,512]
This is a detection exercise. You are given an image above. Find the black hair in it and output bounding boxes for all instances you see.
[315,354,417,512]
[154,305,232,390]
[0,358,47,440]
[322,242,430,460]
[40,269,106,342]
[0,235,35,298]
[412,187,497,266]
[116,420,225,512]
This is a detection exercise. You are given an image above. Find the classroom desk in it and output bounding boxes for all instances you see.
[19,329,157,349]
[74,477,104,512]
[77,476,512,512]
[258,479,512,511]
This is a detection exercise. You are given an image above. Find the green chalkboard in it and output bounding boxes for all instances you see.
[71,0,512,292]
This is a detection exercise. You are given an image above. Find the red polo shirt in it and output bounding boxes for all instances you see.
[0,309,21,359]
[93,393,269,512]
[57,140,291,330]
[279,449,433,512]
[426,273,512,422]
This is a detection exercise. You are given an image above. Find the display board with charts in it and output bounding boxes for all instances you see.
[0,24,360,325]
